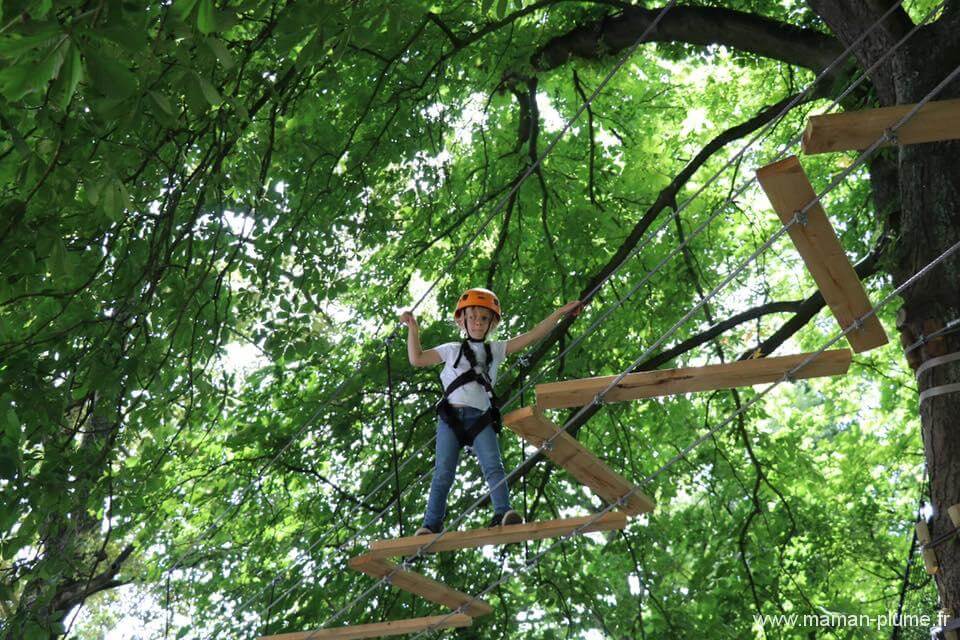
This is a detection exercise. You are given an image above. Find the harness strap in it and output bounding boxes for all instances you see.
[436,401,501,448]
[438,339,501,448]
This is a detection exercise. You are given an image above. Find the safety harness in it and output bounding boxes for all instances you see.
[436,338,502,449]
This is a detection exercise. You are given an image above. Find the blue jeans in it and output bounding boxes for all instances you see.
[422,406,511,530]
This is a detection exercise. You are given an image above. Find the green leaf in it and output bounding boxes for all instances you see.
[52,42,82,110]
[0,37,66,101]
[1,398,19,444]
[29,0,52,20]
[84,179,103,206]
[495,0,508,19]
[83,47,138,100]
[481,0,495,14]
[204,37,235,69]
[149,90,174,116]
[297,29,325,68]
[173,0,200,21]
[100,179,129,221]
[98,25,149,52]
[0,453,16,480]
[0,25,59,57]
[194,72,222,105]
[23,621,48,640]
[48,236,70,280]
[197,0,218,34]
[0,65,33,101]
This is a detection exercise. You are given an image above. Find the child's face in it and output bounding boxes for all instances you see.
[459,306,496,340]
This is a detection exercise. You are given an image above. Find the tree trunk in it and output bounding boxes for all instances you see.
[810,0,960,617]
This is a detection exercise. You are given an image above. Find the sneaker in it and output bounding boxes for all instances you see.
[489,509,523,528]
[501,509,523,526]
[414,525,438,537]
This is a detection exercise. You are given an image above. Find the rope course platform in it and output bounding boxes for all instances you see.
[802,98,960,155]
[534,349,853,409]
[756,155,889,353]
[503,406,655,515]
[365,512,628,559]
[241,6,960,635]
[347,554,493,617]
[257,614,473,640]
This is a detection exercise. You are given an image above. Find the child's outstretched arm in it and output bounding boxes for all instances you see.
[400,311,442,367]
[505,301,581,355]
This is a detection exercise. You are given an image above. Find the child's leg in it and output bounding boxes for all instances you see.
[422,418,461,531]
[470,425,511,515]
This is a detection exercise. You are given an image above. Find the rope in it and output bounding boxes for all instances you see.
[385,337,404,536]
[310,57,960,637]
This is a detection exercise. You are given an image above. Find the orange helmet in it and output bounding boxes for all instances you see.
[454,288,501,320]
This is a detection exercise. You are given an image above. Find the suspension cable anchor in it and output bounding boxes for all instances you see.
[792,209,809,227]
[883,127,900,145]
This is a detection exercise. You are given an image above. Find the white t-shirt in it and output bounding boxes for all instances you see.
[433,340,508,410]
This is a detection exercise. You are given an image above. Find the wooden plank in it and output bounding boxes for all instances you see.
[502,406,654,515]
[802,98,960,155]
[367,512,628,558]
[535,349,852,409]
[756,156,888,352]
[258,614,472,640]
[347,555,492,618]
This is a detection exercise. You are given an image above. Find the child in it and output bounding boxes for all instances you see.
[400,288,580,535]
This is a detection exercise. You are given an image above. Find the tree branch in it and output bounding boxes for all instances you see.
[532,5,844,74]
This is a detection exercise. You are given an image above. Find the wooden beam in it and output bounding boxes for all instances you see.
[756,156,888,352]
[366,512,628,559]
[258,614,472,640]
[535,349,852,409]
[802,98,960,155]
[502,406,654,515]
[347,555,492,618]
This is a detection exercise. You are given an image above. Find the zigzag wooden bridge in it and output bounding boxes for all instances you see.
[259,98,957,640]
